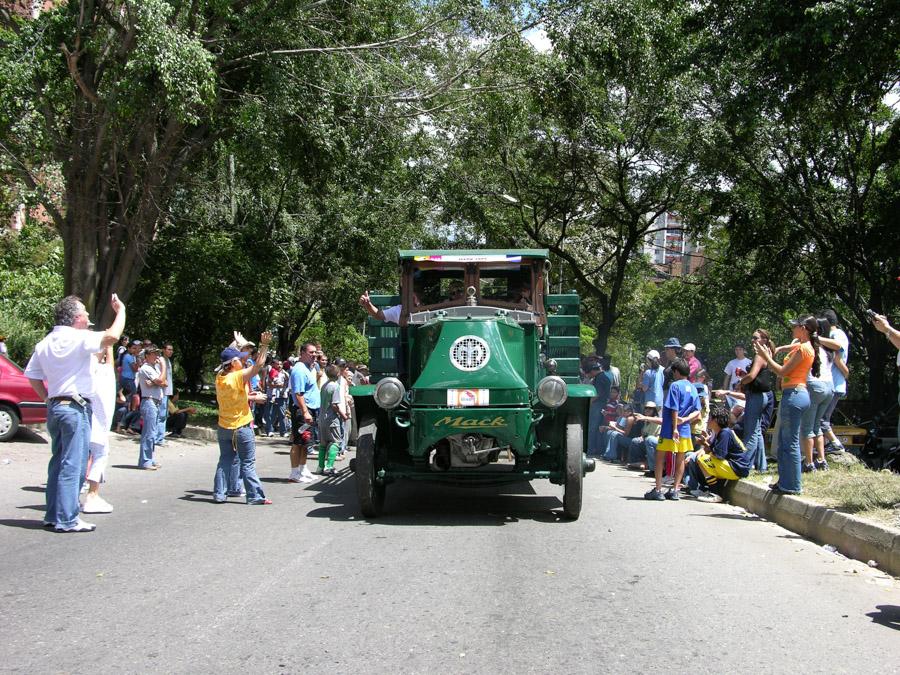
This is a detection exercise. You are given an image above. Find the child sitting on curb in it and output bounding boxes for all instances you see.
[687,402,753,503]
[317,364,349,476]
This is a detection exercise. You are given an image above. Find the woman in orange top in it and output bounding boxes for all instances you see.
[757,316,820,494]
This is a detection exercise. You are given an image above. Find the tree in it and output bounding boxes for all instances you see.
[438,0,707,355]
[0,0,485,324]
[689,0,900,405]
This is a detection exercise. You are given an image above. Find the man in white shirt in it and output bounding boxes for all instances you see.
[137,346,167,469]
[25,294,126,532]
[722,344,752,391]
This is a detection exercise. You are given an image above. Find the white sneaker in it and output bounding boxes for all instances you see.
[55,518,96,532]
[82,496,114,514]
[298,474,315,483]
[266,432,274,437]
[288,469,303,483]
[698,492,724,503]
[300,466,314,479]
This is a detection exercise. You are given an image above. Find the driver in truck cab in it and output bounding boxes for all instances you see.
[359,283,464,325]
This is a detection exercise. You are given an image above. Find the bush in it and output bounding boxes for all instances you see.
[0,308,46,366]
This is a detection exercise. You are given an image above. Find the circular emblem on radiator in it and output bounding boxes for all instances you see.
[449,336,490,372]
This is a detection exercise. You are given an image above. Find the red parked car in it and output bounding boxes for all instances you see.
[0,354,47,441]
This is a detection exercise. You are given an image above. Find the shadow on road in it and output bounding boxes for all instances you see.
[16,504,44,511]
[13,428,48,444]
[21,485,45,493]
[0,518,46,530]
[304,472,566,525]
[866,605,900,631]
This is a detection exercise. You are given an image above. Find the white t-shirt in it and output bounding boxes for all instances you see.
[24,326,105,398]
[724,357,752,389]
[382,304,402,324]
[808,346,834,384]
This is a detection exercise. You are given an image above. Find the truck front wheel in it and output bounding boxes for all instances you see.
[356,415,385,517]
[563,416,583,520]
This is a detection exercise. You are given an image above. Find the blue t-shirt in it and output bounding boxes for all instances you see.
[120,353,136,380]
[830,327,849,394]
[642,366,664,408]
[660,379,700,440]
[289,362,320,410]
[710,427,752,478]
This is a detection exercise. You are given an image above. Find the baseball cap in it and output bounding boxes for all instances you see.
[221,346,249,361]
[646,349,660,360]
[683,342,696,352]
[643,401,658,409]
[663,337,681,349]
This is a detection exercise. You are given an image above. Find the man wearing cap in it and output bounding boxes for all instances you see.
[213,334,272,504]
[25,294,126,532]
[137,345,167,470]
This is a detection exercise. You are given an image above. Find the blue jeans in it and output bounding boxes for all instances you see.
[139,398,159,468]
[45,399,92,527]
[264,397,287,435]
[587,400,605,455]
[601,430,622,460]
[801,380,833,438]
[743,390,766,472]
[214,425,266,502]
[155,394,169,444]
[776,386,810,493]
[643,436,659,470]
[819,390,845,433]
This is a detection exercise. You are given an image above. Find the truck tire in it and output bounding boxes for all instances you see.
[563,416,583,520]
[356,415,385,517]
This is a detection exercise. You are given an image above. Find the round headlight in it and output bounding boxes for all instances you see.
[537,376,568,408]
[374,377,406,409]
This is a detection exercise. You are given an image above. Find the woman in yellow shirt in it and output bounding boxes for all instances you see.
[757,316,819,494]
[213,331,273,504]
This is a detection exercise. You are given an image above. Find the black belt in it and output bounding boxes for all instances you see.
[141,397,162,404]
[49,395,89,404]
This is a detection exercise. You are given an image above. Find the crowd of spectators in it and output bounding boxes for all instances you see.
[582,310,854,501]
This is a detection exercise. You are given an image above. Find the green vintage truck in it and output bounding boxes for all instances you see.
[351,249,595,518]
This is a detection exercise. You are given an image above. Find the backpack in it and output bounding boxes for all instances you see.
[747,366,775,393]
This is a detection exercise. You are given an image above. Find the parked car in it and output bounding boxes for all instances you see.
[0,354,47,441]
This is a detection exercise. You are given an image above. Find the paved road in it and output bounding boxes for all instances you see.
[1,428,898,674]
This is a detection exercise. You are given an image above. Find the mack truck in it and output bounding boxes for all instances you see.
[351,249,595,519]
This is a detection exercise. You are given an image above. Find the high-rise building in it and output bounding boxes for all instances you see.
[643,212,705,278]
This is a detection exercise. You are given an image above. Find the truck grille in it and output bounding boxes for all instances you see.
[450,336,491,371]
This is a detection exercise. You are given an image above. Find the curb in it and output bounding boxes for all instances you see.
[724,480,900,577]
[180,425,217,442]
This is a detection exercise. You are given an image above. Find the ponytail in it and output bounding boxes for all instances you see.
[803,316,821,378]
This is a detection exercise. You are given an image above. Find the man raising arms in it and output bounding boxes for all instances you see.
[25,294,126,532]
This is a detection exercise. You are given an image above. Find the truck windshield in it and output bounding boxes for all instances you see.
[478,264,533,308]
[413,267,466,308]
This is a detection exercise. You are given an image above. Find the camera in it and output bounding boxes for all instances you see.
[865,309,877,323]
